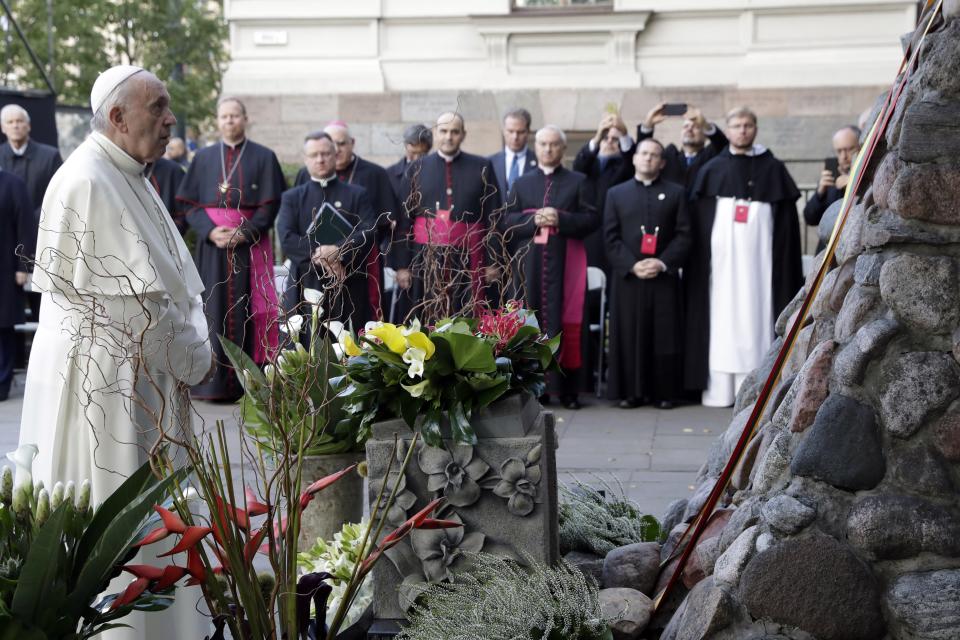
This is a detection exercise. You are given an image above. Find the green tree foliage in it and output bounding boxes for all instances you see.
[2,0,228,128]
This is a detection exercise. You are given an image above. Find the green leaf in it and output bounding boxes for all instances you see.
[11,503,69,623]
[420,406,443,448]
[433,333,496,373]
[0,618,48,640]
[448,402,476,445]
[505,325,539,349]
[218,334,267,391]
[399,393,423,429]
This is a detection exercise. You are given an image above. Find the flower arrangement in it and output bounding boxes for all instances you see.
[298,519,373,630]
[335,303,560,448]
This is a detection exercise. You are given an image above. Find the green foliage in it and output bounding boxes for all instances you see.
[336,307,560,448]
[3,0,228,128]
[0,460,187,639]
[558,478,662,556]
[398,553,612,640]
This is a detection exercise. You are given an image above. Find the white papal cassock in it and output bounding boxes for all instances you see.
[20,131,211,639]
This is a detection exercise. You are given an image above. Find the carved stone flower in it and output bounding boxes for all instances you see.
[418,444,490,507]
[371,471,417,526]
[493,458,541,517]
[410,513,484,583]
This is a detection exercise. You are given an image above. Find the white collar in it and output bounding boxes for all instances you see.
[311,173,337,188]
[222,137,246,150]
[10,141,28,156]
[635,177,655,186]
[541,165,559,176]
[730,143,767,157]
[506,147,527,159]
[89,131,146,176]
[437,149,461,163]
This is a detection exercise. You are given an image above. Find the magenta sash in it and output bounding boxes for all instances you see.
[413,216,486,303]
[522,209,587,369]
[205,207,279,364]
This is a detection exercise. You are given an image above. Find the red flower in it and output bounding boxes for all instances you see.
[122,564,165,581]
[157,526,213,558]
[154,565,189,591]
[478,307,524,353]
[299,464,358,510]
[185,547,206,585]
[244,528,267,564]
[110,577,151,610]
[133,505,188,548]
[244,487,270,516]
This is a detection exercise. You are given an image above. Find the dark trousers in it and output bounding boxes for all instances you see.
[0,328,15,398]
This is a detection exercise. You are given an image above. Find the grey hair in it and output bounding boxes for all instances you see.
[90,77,142,133]
[535,124,567,145]
[0,104,30,123]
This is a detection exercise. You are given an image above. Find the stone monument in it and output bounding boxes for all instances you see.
[657,9,960,640]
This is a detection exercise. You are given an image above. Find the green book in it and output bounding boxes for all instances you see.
[306,201,354,245]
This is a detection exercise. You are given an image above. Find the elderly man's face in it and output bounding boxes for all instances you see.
[727,116,757,151]
[165,137,186,160]
[436,114,465,156]
[1,109,30,146]
[405,141,430,163]
[119,75,176,163]
[599,128,622,157]
[217,100,247,142]
[681,118,706,148]
[325,126,355,171]
[535,129,565,168]
[304,137,337,179]
[832,128,860,174]
[502,116,530,153]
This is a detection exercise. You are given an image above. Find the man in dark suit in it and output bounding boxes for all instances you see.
[388,123,433,203]
[0,170,33,400]
[489,107,538,203]
[0,104,63,324]
[636,103,727,193]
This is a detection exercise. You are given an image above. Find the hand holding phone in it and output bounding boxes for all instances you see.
[662,103,688,117]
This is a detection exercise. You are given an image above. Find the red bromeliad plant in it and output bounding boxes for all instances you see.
[119,428,457,640]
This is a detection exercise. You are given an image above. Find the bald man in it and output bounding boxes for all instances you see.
[392,111,501,321]
[804,125,861,251]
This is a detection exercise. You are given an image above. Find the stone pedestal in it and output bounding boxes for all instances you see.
[365,393,558,619]
[299,452,366,550]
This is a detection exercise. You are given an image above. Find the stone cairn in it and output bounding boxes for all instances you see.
[638,11,960,640]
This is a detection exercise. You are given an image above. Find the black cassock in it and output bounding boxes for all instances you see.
[175,138,286,401]
[637,124,728,193]
[276,178,377,330]
[147,157,185,231]
[684,147,803,392]
[386,157,411,204]
[393,151,501,322]
[297,155,397,318]
[572,142,634,273]
[502,166,598,398]
[604,178,691,403]
[0,171,33,397]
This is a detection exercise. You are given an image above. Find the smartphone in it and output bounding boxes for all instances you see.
[824,157,840,179]
[662,103,688,116]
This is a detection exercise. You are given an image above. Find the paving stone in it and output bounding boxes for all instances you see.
[886,569,960,640]
[739,535,885,640]
[879,351,960,438]
[847,494,960,560]
[790,394,885,491]
[879,254,960,334]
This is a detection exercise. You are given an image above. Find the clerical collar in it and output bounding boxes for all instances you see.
[437,149,461,163]
[222,138,246,150]
[635,176,656,186]
[540,164,559,176]
[10,141,28,156]
[729,143,767,157]
[89,131,146,176]
[311,174,337,188]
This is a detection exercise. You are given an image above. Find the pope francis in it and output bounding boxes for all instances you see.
[18,66,211,637]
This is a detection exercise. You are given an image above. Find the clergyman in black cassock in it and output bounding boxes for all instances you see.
[502,125,598,409]
[393,112,501,322]
[175,98,286,401]
[604,140,691,409]
[277,133,377,332]
[147,156,186,231]
[0,170,34,400]
[685,108,802,407]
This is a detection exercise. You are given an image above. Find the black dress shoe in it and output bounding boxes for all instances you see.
[657,400,675,410]
[563,397,582,410]
[617,399,635,409]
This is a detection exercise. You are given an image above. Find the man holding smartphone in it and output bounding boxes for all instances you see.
[803,125,861,240]
[637,102,728,193]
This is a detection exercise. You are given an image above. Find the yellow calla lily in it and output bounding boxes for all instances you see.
[368,323,408,354]
[406,331,435,360]
[340,333,362,357]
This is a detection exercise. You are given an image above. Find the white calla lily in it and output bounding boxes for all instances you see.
[403,346,427,378]
[280,314,305,335]
[401,379,430,398]
[324,321,346,340]
[401,318,422,336]
[303,288,324,306]
[6,443,38,491]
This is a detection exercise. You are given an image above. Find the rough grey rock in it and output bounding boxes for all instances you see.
[934,409,960,462]
[755,532,775,553]
[599,587,653,640]
[761,494,816,535]
[832,341,870,386]
[770,375,800,432]
[739,535,885,640]
[833,317,898,386]
[734,337,784,415]
[890,444,955,497]
[787,341,834,433]
[854,252,884,286]
[683,477,717,522]
[888,161,960,225]
[810,267,839,320]
[834,201,866,265]
[602,542,661,597]
[899,100,960,165]
[764,375,796,426]
[675,577,739,640]
[705,408,753,479]
[564,551,605,587]
[718,498,762,553]
[879,254,960,334]
[790,394,885,491]
[886,569,960,640]
[872,153,901,210]
[785,476,855,542]
[847,494,960,560]
[879,351,960,438]
[817,198,843,249]
[661,498,688,538]
[863,205,960,248]
[753,431,792,494]
[834,284,883,342]
[775,288,807,338]
[782,325,813,379]
[714,525,760,589]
